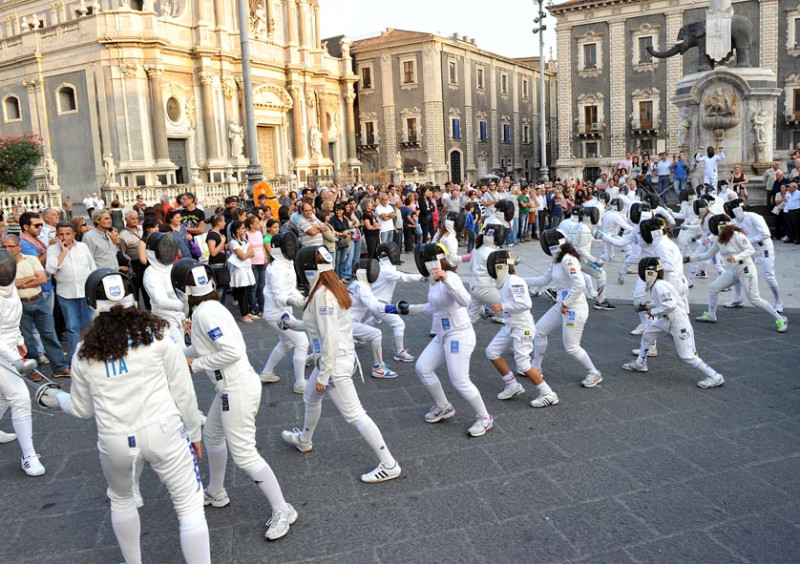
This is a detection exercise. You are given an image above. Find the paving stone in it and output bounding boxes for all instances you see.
[541,459,642,501]
[620,482,726,535]
[466,514,580,563]
[685,468,788,518]
[609,446,701,487]
[626,530,745,564]
[708,514,800,564]
[472,470,572,519]
[376,530,481,564]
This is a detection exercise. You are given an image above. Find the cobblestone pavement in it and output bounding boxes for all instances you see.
[1,237,798,564]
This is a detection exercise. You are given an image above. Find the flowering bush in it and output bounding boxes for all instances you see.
[0,134,44,190]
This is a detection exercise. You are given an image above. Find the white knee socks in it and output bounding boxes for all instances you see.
[111,506,142,564]
[421,374,449,407]
[393,334,404,354]
[11,415,35,458]
[248,464,289,512]
[300,403,322,443]
[179,520,211,564]
[463,391,489,418]
[571,348,597,372]
[292,348,307,388]
[354,417,395,467]
[205,443,227,495]
[371,338,383,366]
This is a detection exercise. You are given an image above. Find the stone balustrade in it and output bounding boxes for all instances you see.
[101,182,246,211]
[1,189,63,216]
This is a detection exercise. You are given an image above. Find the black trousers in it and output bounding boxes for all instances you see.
[233,286,251,317]
[788,208,800,243]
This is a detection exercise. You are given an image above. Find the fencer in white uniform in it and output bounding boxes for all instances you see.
[599,197,632,262]
[399,243,494,437]
[673,187,703,280]
[689,215,788,332]
[467,224,508,323]
[0,249,45,476]
[696,146,725,188]
[143,232,185,345]
[40,269,210,564]
[172,259,297,541]
[723,198,783,313]
[348,259,400,379]
[432,211,472,266]
[365,242,424,363]
[280,246,401,484]
[561,206,615,310]
[483,250,561,406]
[623,257,725,389]
[691,196,726,279]
[260,232,308,393]
[526,230,603,390]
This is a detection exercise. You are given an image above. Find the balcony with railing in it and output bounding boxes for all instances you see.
[631,117,660,135]
[575,121,605,139]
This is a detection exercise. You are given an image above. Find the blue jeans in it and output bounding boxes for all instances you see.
[657,175,671,201]
[507,219,517,245]
[517,213,528,240]
[20,295,69,372]
[467,229,476,252]
[249,263,266,314]
[349,238,362,274]
[57,295,94,358]
[673,177,687,196]
[380,231,394,244]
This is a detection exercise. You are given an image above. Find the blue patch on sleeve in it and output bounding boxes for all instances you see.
[207,327,223,341]
[450,340,459,354]
[441,318,450,331]
[319,306,334,316]
[312,338,321,354]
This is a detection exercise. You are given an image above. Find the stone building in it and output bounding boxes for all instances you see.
[349,29,557,185]
[549,0,800,181]
[0,0,360,206]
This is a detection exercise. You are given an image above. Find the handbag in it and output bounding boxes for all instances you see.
[188,238,202,259]
[771,205,782,216]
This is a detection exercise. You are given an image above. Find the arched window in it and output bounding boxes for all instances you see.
[3,95,21,122]
[56,84,78,114]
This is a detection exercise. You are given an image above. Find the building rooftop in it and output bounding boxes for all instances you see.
[351,28,436,49]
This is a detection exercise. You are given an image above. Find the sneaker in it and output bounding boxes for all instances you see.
[37,355,50,365]
[581,371,603,388]
[630,324,646,336]
[617,272,626,285]
[260,371,280,383]
[0,430,17,444]
[695,312,717,323]
[203,488,230,508]
[424,403,456,423]
[775,301,784,314]
[594,300,616,311]
[360,462,402,484]
[467,415,494,437]
[393,349,415,363]
[281,428,313,453]
[695,270,708,279]
[530,393,559,408]
[632,345,658,357]
[497,381,525,400]
[508,243,516,248]
[782,236,790,242]
[776,317,789,333]
[723,300,743,308]
[530,290,541,297]
[371,364,398,379]
[622,360,648,372]
[545,288,558,303]
[353,337,366,345]
[697,374,725,389]
[305,354,315,367]
[21,454,45,476]
[293,381,307,395]
[265,504,298,540]
[490,316,506,325]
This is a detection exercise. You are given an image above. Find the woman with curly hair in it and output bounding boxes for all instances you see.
[39,269,210,564]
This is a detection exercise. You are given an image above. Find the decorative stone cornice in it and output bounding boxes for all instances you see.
[120,63,139,78]
[198,71,214,85]
[144,64,164,78]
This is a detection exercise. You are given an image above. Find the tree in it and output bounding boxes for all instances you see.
[0,134,44,190]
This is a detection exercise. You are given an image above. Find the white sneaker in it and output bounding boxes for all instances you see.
[0,430,17,444]
[632,345,658,357]
[371,364,398,379]
[203,488,230,508]
[467,415,494,437]
[697,374,725,389]
[281,428,313,453]
[775,301,784,314]
[723,300,743,308]
[293,381,307,395]
[581,371,603,388]
[776,317,789,334]
[265,504,298,540]
[21,454,45,476]
[393,349,415,363]
[37,354,50,365]
[260,371,280,383]
[630,324,646,336]
[497,381,525,400]
[490,316,506,325]
[530,393,559,408]
[695,312,718,323]
[617,272,626,285]
[424,403,456,423]
[360,461,402,484]
[622,360,648,372]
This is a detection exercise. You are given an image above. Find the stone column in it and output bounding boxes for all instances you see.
[344,90,357,163]
[297,0,308,49]
[199,71,220,161]
[287,0,298,45]
[289,85,306,159]
[555,24,572,175]
[608,20,625,158]
[312,1,321,49]
[380,53,397,172]
[758,0,779,75]
[464,60,475,175]
[265,0,274,38]
[145,65,170,163]
[213,0,226,28]
[23,77,49,149]
[665,11,684,154]
[196,0,208,22]
[318,90,329,158]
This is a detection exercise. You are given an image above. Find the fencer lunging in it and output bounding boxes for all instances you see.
[623,258,725,389]
[400,243,494,437]
[173,259,297,541]
[483,250,560,407]
[260,232,308,393]
[280,246,401,484]
[526,230,603,390]
[40,269,210,564]
[0,249,46,477]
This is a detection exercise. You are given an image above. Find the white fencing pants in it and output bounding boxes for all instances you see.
[352,322,384,365]
[468,285,502,323]
[753,242,781,304]
[533,303,596,373]
[263,321,308,387]
[636,315,719,378]
[485,325,535,373]
[369,311,407,353]
[707,260,782,321]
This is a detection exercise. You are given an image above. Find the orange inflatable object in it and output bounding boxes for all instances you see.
[253,181,280,217]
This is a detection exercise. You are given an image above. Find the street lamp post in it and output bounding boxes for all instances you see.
[533,0,549,182]
[237,0,263,193]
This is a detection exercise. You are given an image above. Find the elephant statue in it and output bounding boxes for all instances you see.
[647,16,753,73]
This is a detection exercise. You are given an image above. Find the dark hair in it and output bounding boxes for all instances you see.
[266,219,279,230]
[19,212,40,230]
[56,220,74,233]
[334,203,346,212]
[78,307,168,362]
[230,220,245,240]
[244,216,258,230]
[278,205,290,223]
[158,223,172,233]
[142,217,159,233]
[165,209,181,223]
[717,224,744,245]
[210,214,225,229]
[153,203,165,223]
[555,240,581,263]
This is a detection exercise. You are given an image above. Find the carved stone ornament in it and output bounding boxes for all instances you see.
[222,76,237,100]
[120,63,139,78]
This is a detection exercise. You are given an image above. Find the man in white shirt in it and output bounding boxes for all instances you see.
[38,208,60,247]
[45,222,96,358]
[654,153,673,203]
[375,193,397,244]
